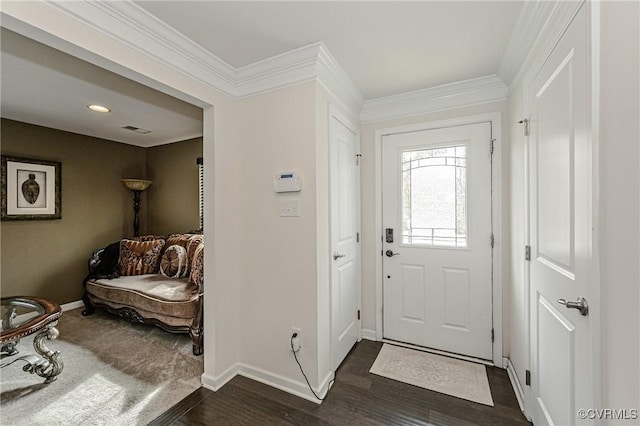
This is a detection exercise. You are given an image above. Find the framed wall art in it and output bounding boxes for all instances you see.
[1,156,61,220]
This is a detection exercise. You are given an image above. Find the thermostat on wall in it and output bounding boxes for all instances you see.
[274,172,301,193]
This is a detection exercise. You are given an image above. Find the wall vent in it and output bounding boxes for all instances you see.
[122,125,151,134]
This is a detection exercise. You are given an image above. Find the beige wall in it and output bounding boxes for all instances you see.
[146,137,203,235]
[0,119,146,304]
[1,120,203,305]
[237,82,321,387]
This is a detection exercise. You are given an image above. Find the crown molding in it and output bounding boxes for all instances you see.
[48,0,237,97]
[37,0,363,115]
[316,43,366,115]
[497,1,557,90]
[235,43,321,98]
[360,75,508,123]
[498,0,584,92]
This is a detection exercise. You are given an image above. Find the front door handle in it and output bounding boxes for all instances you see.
[558,296,589,316]
[333,252,346,261]
[385,250,400,258]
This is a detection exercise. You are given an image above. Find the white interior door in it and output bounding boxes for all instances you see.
[382,122,493,360]
[528,5,593,425]
[330,111,360,371]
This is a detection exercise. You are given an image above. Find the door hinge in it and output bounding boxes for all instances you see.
[357,309,361,320]
[356,153,362,165]
[357,232,360,243]
[491,328,495,342]
[525,245,531,261]
[518,118,530,136]
[490,139,495,155]
[490,234,495,248]
[525,369,531,386]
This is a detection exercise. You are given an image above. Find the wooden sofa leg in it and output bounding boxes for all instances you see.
[190,326,204,356]
[192,342,203,356]
[81,293,95,316]
[190,293,204,356]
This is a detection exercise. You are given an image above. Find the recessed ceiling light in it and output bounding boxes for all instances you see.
[87,104,111,113]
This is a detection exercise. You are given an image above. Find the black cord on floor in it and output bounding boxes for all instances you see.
[291,334,335,401]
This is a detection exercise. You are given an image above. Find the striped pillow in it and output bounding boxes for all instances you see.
[186,235,204,266]
[119,239,165,276]
[189,243,204,288]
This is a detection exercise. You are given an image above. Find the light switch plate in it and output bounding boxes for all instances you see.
[279,199,300,217]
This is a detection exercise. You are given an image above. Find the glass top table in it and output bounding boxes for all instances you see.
[1,296,64,383]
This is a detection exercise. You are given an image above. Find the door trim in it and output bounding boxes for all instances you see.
[329,104,362,371]
[374,112,503,366]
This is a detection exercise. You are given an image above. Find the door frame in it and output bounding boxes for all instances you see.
[374,112,503,366]
[521,0,602,418]
[329,104,362,371]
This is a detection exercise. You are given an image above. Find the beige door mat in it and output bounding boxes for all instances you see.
[369,343,494,406]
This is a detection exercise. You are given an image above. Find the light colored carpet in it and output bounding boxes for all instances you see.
[369,344,494,406]
[0,308,203,425]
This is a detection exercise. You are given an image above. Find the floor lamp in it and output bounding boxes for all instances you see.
[122,179,152,237]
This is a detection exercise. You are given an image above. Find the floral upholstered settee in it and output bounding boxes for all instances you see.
[82,234,204,355]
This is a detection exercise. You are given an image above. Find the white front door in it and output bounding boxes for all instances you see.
[382,122,493,360]
[528,4,594,425]
[330,110,361,371]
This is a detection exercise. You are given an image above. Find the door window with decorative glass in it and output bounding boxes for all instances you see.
[401,144,467,247]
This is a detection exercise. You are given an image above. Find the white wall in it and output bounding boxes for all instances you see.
[599,1,640,419]
[359,101,511,357]
[206,99,243,381]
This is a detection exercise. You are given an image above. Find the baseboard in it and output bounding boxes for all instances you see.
[501,356,509,369]
[201,362,330,405]
[201,363,240,391]
[238,363,325,404]
[361,328,378,341]
[61,300,84,312]
[318,370,335,397]
[506,358,525,413]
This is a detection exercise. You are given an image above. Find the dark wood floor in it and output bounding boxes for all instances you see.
[151,340,531,426]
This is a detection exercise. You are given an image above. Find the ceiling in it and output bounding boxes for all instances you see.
[1,1,524,146]
[0,28,203,147]
[135,1,523,99]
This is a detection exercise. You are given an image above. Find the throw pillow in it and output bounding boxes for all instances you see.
[190,242,204,288]
[186,235,204,265]
[119,239,165,276]
[160,244,189,278]
[133,234,165,242]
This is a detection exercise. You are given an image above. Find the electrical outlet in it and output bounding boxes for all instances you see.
[290,327,302,352]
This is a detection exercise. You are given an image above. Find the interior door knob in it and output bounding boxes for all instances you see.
[385,250,400,257]
[558,296,589,316]
[333,252,346,260]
